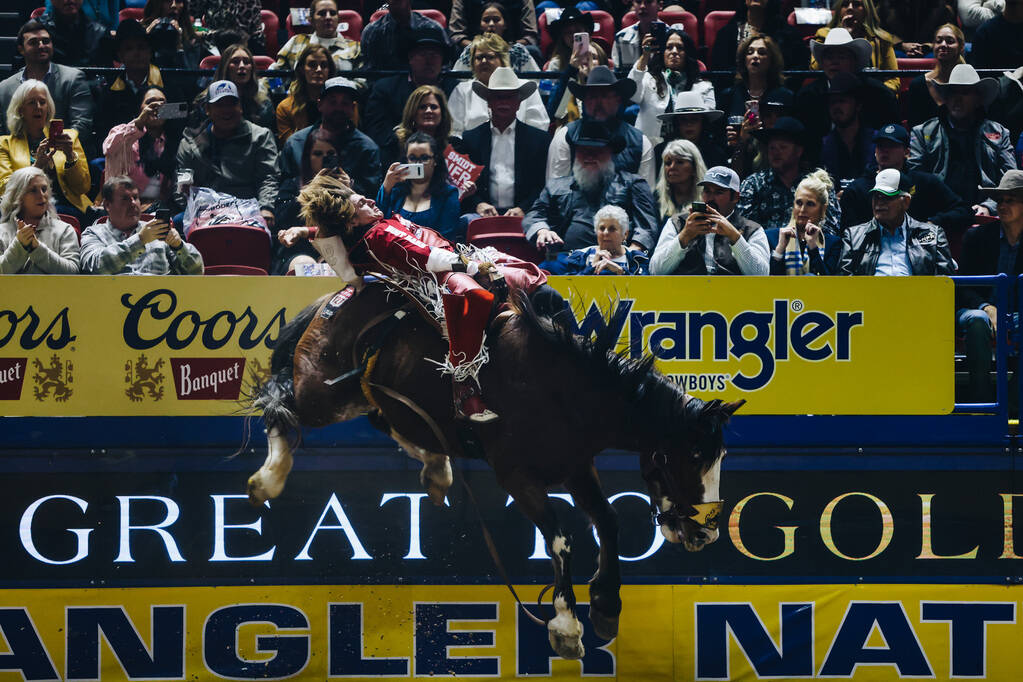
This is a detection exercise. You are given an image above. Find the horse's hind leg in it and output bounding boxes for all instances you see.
[391,431,452,506]
[565,465,621,641]
[503,474,585,660]
[248,428,294,505]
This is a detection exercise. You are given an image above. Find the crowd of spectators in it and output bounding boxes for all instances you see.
[5,0,1023,402]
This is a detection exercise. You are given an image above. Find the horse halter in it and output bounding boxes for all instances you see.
[646,450,723,532]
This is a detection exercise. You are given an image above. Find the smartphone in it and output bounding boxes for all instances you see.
[401,163,425,179]
[572,31,590,59]
[157,102,188,120]
[745,100,760,118]
[49,119,63,137]
[323,150,340,170]
[155,209,172,223]
[691,201,707,213]
[649,21,668,50]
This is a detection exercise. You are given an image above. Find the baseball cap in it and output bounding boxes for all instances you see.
[870,168,911,197]
[873,123,910,146]
[322,77,359,96]
[208,80,239,103]
[698,166,741,192]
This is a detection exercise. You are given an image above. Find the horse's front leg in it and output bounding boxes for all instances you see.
[565,465,621,641]
[502,475,585,660]
[247,428,294,505]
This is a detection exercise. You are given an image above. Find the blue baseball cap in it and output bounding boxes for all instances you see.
[873,123,910,146]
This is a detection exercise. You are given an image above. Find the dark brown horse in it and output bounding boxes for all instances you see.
[246,281,742,659]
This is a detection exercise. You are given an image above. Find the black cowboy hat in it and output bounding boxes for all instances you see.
[567,65,637,101]
[114,18,150,51]
[567,118,626,154]
[752,116,805,144]
[400,23,451,61]
[825,71,862,96]
[548,6,593,37]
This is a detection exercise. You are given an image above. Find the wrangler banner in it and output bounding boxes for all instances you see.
[0,275,953,416]
[0,584,1019,681]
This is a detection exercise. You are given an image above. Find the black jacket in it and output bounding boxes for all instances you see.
[709,16,808,72]
[38,10,112,68]
[956,221,1023,311]
[796,75,898,160]
[840,168,973,246]
[362,74,458,150]
[839,215,955,276]
[456,120,550,213]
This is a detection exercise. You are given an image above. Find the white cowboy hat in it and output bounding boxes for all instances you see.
[810,27,872,72]
[657,91,724,122]
[933,63,999,108]
[471,66,537,101]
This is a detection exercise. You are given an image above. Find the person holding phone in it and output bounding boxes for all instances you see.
[629,28,714,145]
[80,176,203,275]
[0,79,91,222]
[376,132,461,241]
[102,86,184,212]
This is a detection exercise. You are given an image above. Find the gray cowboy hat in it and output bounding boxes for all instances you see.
[933,63,999,109]
[978,169,1023,198]
[657,91,724,122]
[810,27,872,72]
[567,65,637,101]
[471,66,537,101]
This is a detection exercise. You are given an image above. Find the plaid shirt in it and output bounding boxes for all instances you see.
[273,33,361,72]
[360,12,447,70]
[737,168,842,235]
[80,220,204,275]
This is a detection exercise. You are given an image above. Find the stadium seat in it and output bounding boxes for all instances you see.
[204,264,269,275]
[466,215,527,241]
[621,10,698,43]
[188,224,272,273]
[199,54,274,71]
[118,7,144,22]
[369,8,446,28]
[703,11,734,57]
[261,9,280,55]
[58,213,80,243]
[466,217,544,264]
[285,9,361,40]
[30,7,44,18]
[538,9,615,59]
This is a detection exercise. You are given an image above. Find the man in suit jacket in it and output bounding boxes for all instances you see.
[0,20,94,142]
[456,67,549,220]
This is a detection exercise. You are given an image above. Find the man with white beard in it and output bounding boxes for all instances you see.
[523,120,658,254]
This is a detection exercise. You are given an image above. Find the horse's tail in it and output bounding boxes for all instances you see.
[252,298,323,443]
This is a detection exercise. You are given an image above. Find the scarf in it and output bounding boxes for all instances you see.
[783,229,825,276]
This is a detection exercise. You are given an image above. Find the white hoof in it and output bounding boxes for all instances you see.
[247,468,285,505]
[548,611,585,659]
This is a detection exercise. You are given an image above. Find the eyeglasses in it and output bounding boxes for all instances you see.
[407,154,434,162]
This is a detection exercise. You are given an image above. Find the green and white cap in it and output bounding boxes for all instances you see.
[870,168,910,197]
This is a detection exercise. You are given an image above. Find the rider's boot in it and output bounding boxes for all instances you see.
[443,288,499,424]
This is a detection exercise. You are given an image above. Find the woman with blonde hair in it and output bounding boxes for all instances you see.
[811,0,899,92]
[0,166,80,273]
[655,139,707,220]
[447,33,548,138]
[277,44,337,142]
[0,80,91,221]
[906,23,966,128]
[766,168,835,275]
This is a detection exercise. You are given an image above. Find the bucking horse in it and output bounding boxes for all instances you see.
[245,280,743,659]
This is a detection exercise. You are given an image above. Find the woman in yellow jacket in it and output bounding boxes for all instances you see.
[0,79,91,220]
[810,0,899,93]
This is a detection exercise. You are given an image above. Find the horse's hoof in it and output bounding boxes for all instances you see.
[588,607,619,641]
[548,614,585,659]
[247,471,281,506]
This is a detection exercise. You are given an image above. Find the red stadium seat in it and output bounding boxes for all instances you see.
[538,9,616,59]
[285,9,361,40]
[621,10,698,43]
[261,9,280,55]
[199,54,274,70]
[369,8,447,28]
[466,215,526,241]
[703,11,734,57]
[189,224,272,273]
[58,213,80,243]
[466,217,544,264]
[118,7,144,22]
[30,7,44,18]
[204,264,269,275]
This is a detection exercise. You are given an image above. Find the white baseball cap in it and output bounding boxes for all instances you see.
[870,168,910,197]
[208,80,240,103]
[323,77,359,95]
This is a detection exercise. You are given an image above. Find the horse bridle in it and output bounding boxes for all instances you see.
[646,450,723,533]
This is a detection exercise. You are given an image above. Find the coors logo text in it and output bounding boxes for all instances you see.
[0,307,74,350]
[121,289,286,350]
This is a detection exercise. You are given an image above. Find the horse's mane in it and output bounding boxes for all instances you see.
[513,290,722,462]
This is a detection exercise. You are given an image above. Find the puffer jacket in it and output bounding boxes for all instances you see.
[907,113,1016,193]
[839,215,955,276]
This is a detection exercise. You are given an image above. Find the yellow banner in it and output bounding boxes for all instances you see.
[0,584,1016,680]
[0,275,953,416]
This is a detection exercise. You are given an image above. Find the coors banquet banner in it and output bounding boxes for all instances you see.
[0,275,953,416]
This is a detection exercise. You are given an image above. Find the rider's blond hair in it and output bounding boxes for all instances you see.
[298,173,356,236]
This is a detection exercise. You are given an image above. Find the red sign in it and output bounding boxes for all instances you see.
[445,145,484,200]
[0,358,27,400]
[171,358,245,400]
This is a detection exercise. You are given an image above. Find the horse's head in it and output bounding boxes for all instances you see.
[641,397,744,552]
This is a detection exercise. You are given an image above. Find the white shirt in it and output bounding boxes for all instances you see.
[650,212,770,275]
[448,79,550,138]
[491,119,516,209]
[546,125,656,187]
